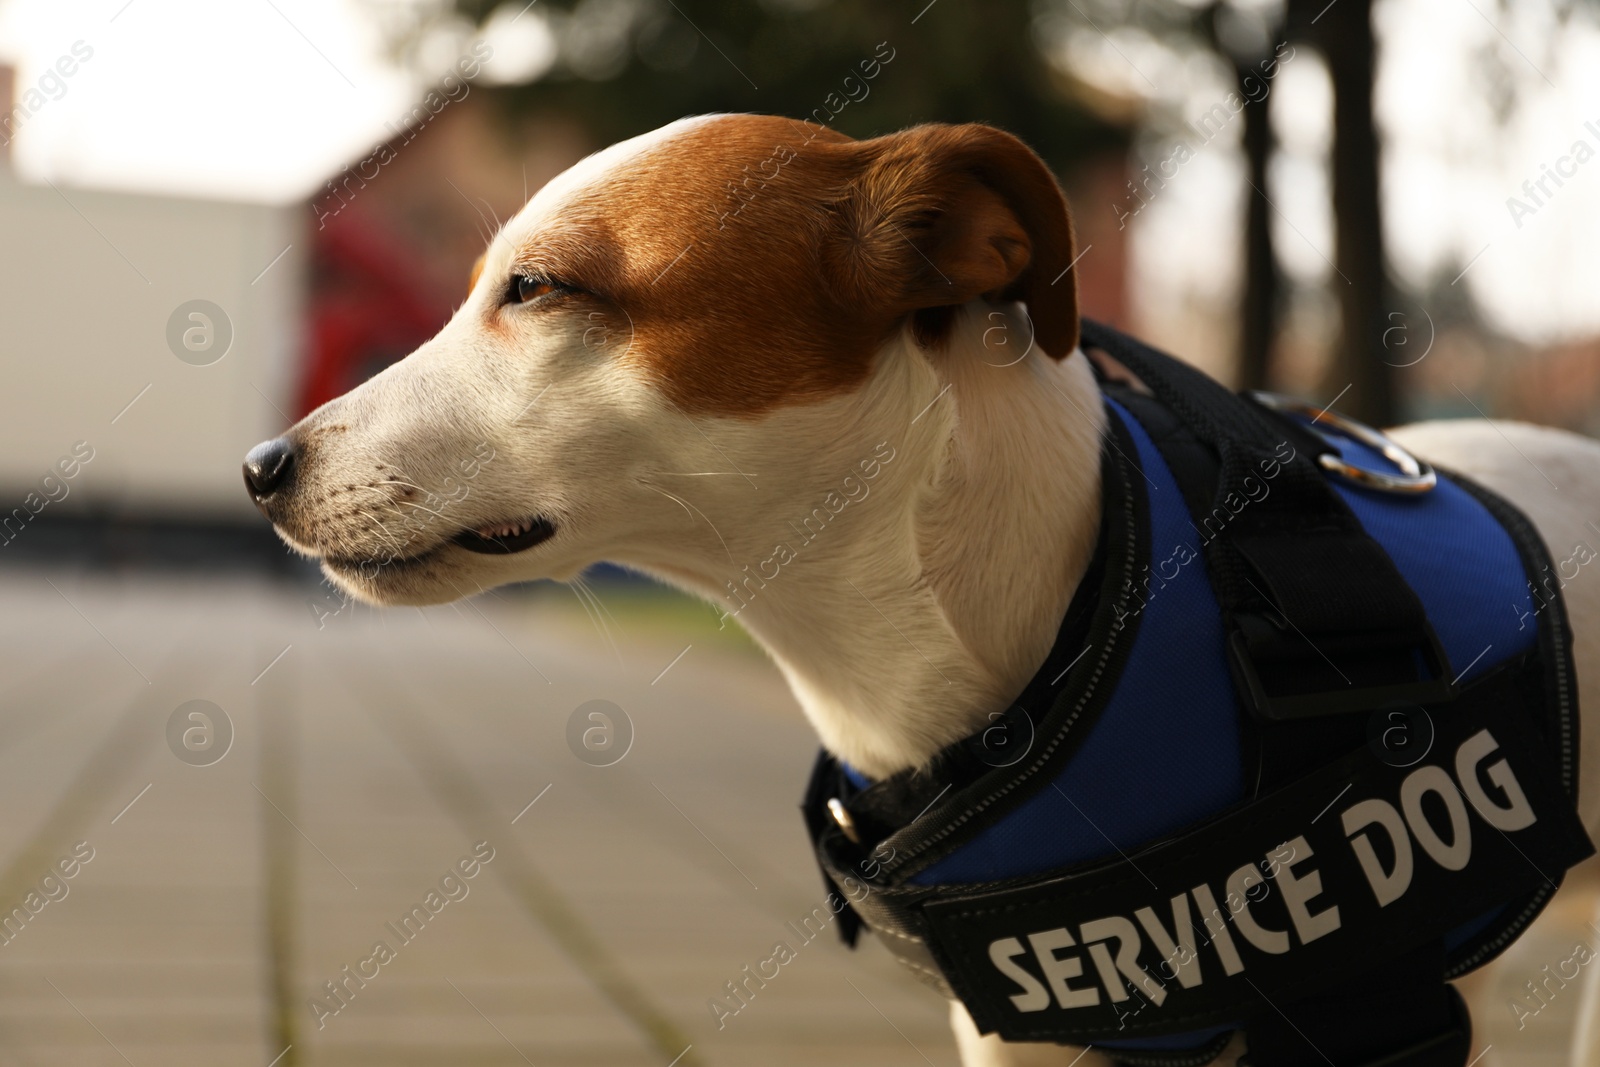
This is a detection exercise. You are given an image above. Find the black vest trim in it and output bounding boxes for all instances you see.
[799,321,1593,1066]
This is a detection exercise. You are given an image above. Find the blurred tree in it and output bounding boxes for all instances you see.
[1206,1,1283,394]
[1300,0,1591,425]
[1291,0,1393,424]
[445,0,1127,176]
[1036,0,1393,419]
[1030,0,1288,391]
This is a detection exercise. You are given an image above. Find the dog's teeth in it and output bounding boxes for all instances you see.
[472,518,536,540]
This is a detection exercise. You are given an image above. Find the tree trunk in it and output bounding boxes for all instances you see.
[1238,53,1277,392]
[1320,0,1395,425]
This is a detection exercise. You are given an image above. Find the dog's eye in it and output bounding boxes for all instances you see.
[512,275,566,304]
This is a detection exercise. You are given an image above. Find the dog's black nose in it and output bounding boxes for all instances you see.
[243,437,295,500]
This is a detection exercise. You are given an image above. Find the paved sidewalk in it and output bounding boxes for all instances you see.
[0,572,956,1067]
[0,571,1594,1066]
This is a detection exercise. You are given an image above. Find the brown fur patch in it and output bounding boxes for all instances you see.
[493,115,1079,416]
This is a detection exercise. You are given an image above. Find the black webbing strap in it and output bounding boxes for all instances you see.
[798,325,1590,1064]
[914,660,1592,1054]
[1079,322,1469,1066]
[1079,320,1453,724]
[1241,945,1471,1067]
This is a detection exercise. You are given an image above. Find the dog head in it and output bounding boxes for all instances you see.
[243,114,1080,605]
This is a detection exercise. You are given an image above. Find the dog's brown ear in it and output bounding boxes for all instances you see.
[826,123,1079,359]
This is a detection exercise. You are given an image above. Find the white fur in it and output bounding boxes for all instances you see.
[269,118,1600,1065]
[630,316,1103,777]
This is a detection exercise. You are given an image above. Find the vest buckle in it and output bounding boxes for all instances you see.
[1226,611,1456,722]
[1249,391,1438,495]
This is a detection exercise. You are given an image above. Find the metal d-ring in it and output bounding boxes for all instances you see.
[827,797,862,843]
[1250,392,1437,495]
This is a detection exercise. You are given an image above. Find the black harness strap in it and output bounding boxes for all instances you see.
[1079,320,1453,726]
[915,660,1586,1057]
[800,322,1590,1067]
[1241,946,1471,1067]
[1080,323,1471,1066]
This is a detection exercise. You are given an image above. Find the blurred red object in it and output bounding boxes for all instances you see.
[298,216,450,418]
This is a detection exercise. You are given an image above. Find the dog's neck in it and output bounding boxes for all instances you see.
[640,306,1105,779]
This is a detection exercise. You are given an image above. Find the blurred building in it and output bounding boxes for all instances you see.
[0,63,302,531]
[1406,328,1600,436]
[1499,338,1600,437]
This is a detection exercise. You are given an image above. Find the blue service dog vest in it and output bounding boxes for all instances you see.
[803,321,1593,1067]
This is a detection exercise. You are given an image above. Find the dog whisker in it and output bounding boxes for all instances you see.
[390,498,454,524]
[570,576,623,665]
[582,578,628,651]
[352,483,457,525]
[371,523,419,560]
[348,488,438,539]
[564,578,606,647]
[661,399,759,491]
[363,501,426,544]
[640,480,738,567]
[356,503,439,564]
[573,574,622,635]
[374,478,434,494]
[445,177,499,247]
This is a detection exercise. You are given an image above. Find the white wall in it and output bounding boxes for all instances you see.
[0,167,304,520]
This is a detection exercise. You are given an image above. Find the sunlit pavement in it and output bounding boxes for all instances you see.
[1,570,1596,1065]
[0,571,956,1067]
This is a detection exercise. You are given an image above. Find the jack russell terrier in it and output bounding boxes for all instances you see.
[244,114,1600,1067]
